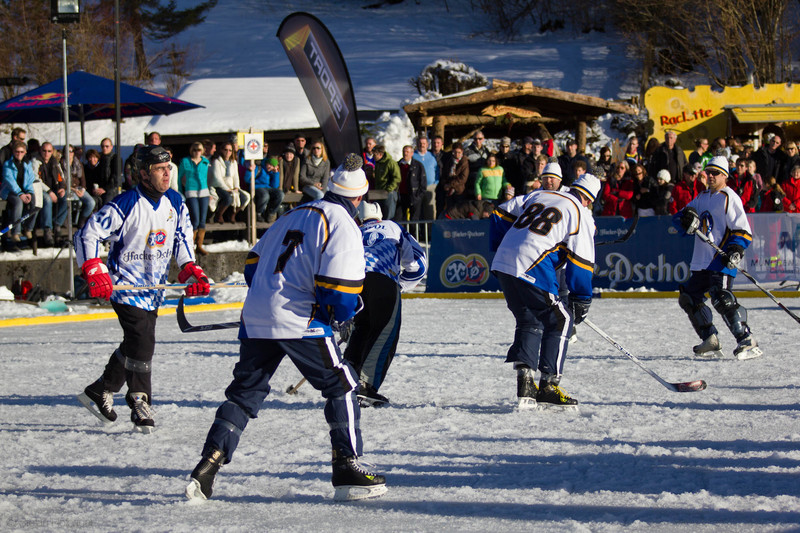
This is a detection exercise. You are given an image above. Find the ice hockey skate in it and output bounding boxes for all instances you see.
[126,392,154,434]
[516,366,537,410]
[77,380,117,425]
[733,335,763,360]
[693,334,725,359]
[357,382,390,408]
[536,381,579,411]
[331,450,387,501]
[186,448,225,501]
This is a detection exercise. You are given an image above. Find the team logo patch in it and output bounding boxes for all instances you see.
[147,229,168,248]
[440,253,490,288]
[364,231,385,247]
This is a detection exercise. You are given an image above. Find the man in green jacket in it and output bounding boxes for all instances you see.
[372,145,401,220]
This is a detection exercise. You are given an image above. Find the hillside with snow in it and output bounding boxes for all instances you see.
[11,0,642,156]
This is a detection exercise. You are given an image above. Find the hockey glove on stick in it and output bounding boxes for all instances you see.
[721,243,745,270]
[680,207,700,235]
[82,257,113,300]
[569,296,591,325]
[178,262,211,296]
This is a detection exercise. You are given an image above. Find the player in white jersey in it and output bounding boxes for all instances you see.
[674,156,762,360]
[187,155,387,503]
[539,160,576,341]
[491,173,601,409]
[74,146,210,433]
[343,201,427,407]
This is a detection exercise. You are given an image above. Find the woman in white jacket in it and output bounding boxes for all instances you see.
[209,141,250,223]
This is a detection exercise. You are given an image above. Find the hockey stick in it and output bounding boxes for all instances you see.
[285,378,307,395]
[0,211,36,236]
[176,295,241,332]
[113,281,248,290]
[583,318,707,392]
[694,230,800,326]
[596,211,639,246]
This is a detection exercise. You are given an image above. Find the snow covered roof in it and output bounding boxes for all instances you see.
[145,77,320,136]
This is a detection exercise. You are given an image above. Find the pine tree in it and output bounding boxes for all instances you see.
[120,0,218,80]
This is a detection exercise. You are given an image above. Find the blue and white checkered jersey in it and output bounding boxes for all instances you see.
[361,219,427,292]
[73,185,195,311]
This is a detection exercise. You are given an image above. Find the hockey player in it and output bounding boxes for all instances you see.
[75,145,210,433]
[674,155,762,360]
[186,155,387,502]
[344,201,427,407]
[490,173,601,409]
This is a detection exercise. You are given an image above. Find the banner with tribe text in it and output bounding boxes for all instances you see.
[277,12,361,167]
[426,215,800,293]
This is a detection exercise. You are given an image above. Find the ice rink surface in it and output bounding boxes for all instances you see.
[1,296,799,532]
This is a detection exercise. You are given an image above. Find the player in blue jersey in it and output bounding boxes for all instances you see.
[344,201,427,407]
[186,155,387,502]
[75,145,210,433]
[674,155,762,360]
[490,172,601,410]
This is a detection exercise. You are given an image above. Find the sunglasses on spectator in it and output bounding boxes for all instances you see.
[706,170,723,177]
[313,146,322,150]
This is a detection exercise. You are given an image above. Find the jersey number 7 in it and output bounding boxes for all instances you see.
[274,230,305,273]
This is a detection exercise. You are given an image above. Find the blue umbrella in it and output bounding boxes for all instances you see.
[0,70,202,124]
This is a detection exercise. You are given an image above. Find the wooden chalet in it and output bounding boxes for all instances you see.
[403,79,638,152]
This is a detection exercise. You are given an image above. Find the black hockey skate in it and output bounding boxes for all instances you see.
[733,335,763,360]
[693,334,724,359]
[516,366,537,410]
[77,379,117,425]
[186,448,226,500]
[357,382,390,408]
[536,381,579,411]
[331,450,387,501]
[126,392,154,434]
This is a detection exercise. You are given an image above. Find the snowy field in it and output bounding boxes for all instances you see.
[1,296,800,532]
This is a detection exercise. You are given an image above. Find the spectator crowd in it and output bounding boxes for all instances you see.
[3,125,800,254]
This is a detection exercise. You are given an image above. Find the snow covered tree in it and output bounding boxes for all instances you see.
[410,60,488,97]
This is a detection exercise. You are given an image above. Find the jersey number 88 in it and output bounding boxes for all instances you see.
[512,202,562,236]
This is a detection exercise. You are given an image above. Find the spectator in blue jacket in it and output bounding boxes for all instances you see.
[245,157,284,223]
[1,141,40,252]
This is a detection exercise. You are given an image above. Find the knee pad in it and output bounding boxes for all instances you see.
[710,288,738,314]
[711,289,748,336]
[678,291,713,334]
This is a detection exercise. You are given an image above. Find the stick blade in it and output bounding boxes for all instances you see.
[673,380,707,392]
[176,295,193,332]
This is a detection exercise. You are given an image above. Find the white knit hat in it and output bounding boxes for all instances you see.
[571,173,602,203]
[360,201,382,221]
[540,162,562,181]
[704,156,729,177]
[328,153,369,197]
[657,169,671,183]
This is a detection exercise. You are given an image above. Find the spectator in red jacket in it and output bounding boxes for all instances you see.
[601,161,635,218]
[781,164,800,213]
[670,162,706,214]
[727,158,759,212]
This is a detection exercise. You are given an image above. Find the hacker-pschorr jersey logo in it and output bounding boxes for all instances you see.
[440,253,490,288]
[147,229,168,248]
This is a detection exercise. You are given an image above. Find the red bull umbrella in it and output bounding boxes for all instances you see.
[0,70,202,123]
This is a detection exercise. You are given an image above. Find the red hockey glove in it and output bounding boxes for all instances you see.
[81,257,113,300]
[178,262,210,296]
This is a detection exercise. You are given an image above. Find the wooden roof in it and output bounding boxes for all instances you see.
[403,79,638,139]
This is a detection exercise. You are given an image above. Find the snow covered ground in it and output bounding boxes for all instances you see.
[2,296,799,532]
